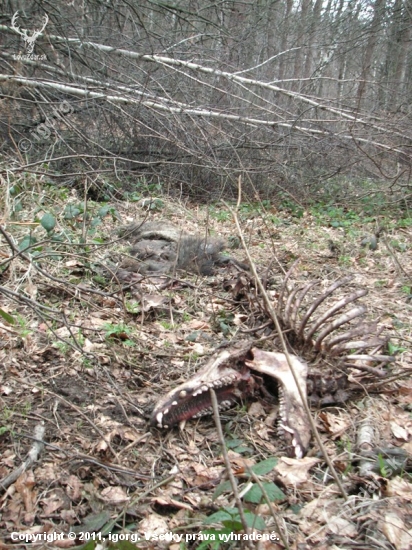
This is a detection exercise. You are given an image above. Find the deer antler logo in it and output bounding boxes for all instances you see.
[11,11,49,54]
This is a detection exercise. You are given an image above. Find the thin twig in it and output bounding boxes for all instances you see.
[247,468,290,550]
[210,388,254,548]
[223,184,349,501]
[0,422,45,491]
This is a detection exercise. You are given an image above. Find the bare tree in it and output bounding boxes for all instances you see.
[0,0,410,202]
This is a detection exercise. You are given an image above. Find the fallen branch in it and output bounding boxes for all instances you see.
[0,422,45,491]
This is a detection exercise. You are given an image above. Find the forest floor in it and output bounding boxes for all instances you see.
[0,191,411,550]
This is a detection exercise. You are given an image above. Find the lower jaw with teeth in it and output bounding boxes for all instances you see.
[154,386,238,428]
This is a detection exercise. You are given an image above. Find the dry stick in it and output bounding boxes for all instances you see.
[210,388,254,549]
[247,468,290,550]
[224,187,348,501]
[381,234,410,279]
[0,422,45,491]
[356,399,377,479]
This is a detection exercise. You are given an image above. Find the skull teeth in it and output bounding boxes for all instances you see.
[191,377,235,397]
[154,372,238,430]
[191,399,233,419]
[156,412,163,428]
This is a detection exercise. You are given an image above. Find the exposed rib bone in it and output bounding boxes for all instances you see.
[284,285,302,328]
[325,323,378,351]
[305,289,368,342]
[290,282,318,334]
[331,337,385,352]
[276,260,300,316]
[297,276,354,339]
[313,305,367,350]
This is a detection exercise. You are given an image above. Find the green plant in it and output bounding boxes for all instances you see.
[279,198,304,218]
[0,309,15,325]
[1,406,13,422]
[201,507,266,541]
[390,240,407,252]
[14,314,32,338]
[387,342,407,355]
[82,358,94,369]
[125,301,141,314]
[209,208,231,222]
[160,321,174,330]
[198,457,284,546]
[396,217,412,228]
[40,212,56,234]
[123,340,136,348]
[103,322,133,342]
[338,255,351,266]
[53,341,69,354]
[401,285,411,297]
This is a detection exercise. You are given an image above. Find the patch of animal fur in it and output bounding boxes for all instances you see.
[118,220,246,275]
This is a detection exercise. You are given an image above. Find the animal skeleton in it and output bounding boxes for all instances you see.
[151,276,393,457]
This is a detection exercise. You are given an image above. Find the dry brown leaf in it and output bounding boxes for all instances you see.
[41,491,67,516]
[173,294,182,305]
[385,477,412,501]
[191,462,224,484]
[233,313,247,326]
[189,342,205,354]
[55,326,79,338]
[152,496,193,511]
[53,538,76,548]
[96,424,139,451]
[60,509,78,525]
[142,295,169,311]
[255,424,275,441]
[65,475,83,501]
[83,316,108,329]
[299,497,331,521]
[402,440,412,454]
[83,338,105,352]
[187,320,210,330]
[139,514,169,537]
[1,451,16,467]
[274,457,320,486]
[380,512,412,550]
[326,516,357,537]
[390,421,409,441]
[100,486,129,504]
[15,472,36,512]
[264,408,279,427]
[248,401,266,418]
[318,411,351,438]
[65,260,81,267]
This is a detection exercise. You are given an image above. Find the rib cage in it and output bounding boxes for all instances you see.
[277,268,392,363]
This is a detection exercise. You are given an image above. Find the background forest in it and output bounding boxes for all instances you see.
[0,0,411,203]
